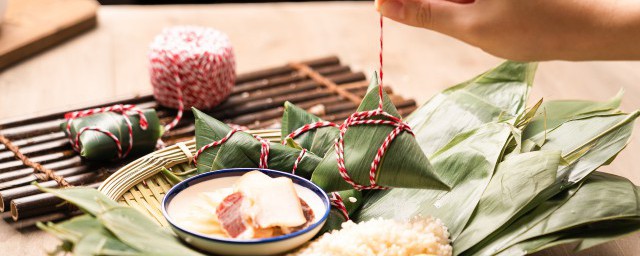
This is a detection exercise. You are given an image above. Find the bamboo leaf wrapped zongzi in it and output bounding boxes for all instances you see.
[310,75,449,192]
[193,108,322,180]
[61,105,163,161]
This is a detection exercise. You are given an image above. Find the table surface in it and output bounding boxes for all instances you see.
[1,2,639,255]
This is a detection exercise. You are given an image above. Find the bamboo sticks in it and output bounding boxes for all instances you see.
[0,172,100,212]
[0,156,82,182]
[10,183,101,220]
[234,55,340,84]
[214,72,365,113]
[231,64,350,96]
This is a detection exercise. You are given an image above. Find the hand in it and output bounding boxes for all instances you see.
[375,0,640,61]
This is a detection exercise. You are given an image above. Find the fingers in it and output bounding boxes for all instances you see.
[376,0,471,35]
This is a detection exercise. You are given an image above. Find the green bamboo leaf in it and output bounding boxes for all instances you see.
[566,218,640,252]
[338,189,363,215]
[284,137,304,150]
[442,61,536,115]
[37,185,119,216]
[469,172,640,256]
[514,99,543,128]
[39,187,203,256]
[453,150,561,253]
[522,90,623,140]
[320,189,364,232]
[160,167,184,186]
[38,215,137,256]
[319,209,349,233]
[539,111,639,183]
[311,76,448,192]
[460,111,639,255]
[494,217,640,256]
[508,172,638,248]
[74,231,142,256]
[281,102,338,158]
[194,108,322,179]
[407,61,536,156]
[494,233,563,256]
[356,122,511,239]
[466,185,580,256]
[37,215,105,244]
[409,91,506,156]
[98,206,204,256]
[61,109,163,161]
[367,73,379,92]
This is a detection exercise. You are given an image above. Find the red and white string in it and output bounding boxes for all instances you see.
[65,104,149,159]
[330,192,350,220]
[291,149,307,175]
[149,26,236,132]
[192,129,270,169]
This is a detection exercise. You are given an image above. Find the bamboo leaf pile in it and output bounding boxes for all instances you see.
[39,61,640,255]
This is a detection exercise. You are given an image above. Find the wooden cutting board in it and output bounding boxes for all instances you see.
[0,0,98,70]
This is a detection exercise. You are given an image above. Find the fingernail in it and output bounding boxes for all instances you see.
[378,0,405,20]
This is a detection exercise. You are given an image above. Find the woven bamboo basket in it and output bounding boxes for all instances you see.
[97,129,282,227]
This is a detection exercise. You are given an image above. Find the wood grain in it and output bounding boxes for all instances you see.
[0,2,638,255]
[0,0,98,70]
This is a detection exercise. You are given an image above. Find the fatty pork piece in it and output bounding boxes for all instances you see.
[216,171,314,239]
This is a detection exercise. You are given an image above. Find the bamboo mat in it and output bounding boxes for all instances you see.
[0,55,417,227]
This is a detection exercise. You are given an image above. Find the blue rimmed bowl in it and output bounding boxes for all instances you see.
[162,168,330,256]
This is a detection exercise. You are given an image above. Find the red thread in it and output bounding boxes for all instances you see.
[292,149,307,175]
[193,129,239,165]
[283,121,340,142]
[379,14,384,109]
[192,129,270,169]
[330,192,350,220]
[164,86,184,131]
[65,104,148,159]
[150,26,236,132]
[252,134,271,169]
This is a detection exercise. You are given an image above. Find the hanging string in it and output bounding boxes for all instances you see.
[163,82,184,132]
[379,14,384,109]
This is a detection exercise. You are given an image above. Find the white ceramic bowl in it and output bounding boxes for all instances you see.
[162,168,330,256]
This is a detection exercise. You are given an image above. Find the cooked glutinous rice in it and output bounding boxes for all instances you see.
[289,217,452,256]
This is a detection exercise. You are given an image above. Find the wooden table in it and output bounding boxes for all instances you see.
[1,2,639,255]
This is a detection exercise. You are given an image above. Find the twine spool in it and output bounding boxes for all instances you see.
[149,26,236,130]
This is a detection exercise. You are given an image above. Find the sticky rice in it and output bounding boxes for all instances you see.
[289,217,452,256]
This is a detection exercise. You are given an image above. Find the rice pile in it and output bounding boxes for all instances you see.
[289,217,452,256]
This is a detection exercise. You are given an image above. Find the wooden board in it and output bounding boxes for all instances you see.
[0,0,98,70]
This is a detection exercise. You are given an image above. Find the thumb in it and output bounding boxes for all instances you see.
[376,0,469,32]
